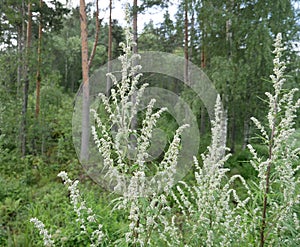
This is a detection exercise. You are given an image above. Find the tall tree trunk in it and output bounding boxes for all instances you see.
[107,0,112,97]
[17,0,26,96]
[21,2,32,157]
[80,0,90,161]
[88,0,100,68]
[184,0,189,85]
[230,110,236,153]
[226,1,234,152]
[201,46,206,69]
[65,36,68,91]
[200,106,206,136]
[183,0,190,124]
[17,24,22,96]
[242,118,250,149]
[190,1,195,62]
[79,0,100,161]
[242,87,251,149]
[35,0,42,119]
[200,1,206,136]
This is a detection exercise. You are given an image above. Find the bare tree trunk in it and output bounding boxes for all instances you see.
[35,0,42,119]
[242,81,251,149]
[17,25,22,95]
[183,0,190,124]
[226,1,234,152]
[200,45,206,135]
[88,0,100,68]
[242,118,250,150]
[200,106,206,136]
[200,3,206,136]
[190,1,195,62]
[80,0,90,161]
[201,46,206,69]
[184,0,189,85]
[107,0,113,97]
[79,0,100,161]
[17,20,23,95]
[65,39,68,90]
[21,2,32,157]
[230,110,236,153]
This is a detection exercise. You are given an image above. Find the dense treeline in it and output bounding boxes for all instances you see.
[0,0,299,156]
[0,0,299,245]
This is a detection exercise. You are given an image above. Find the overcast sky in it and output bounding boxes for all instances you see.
[45,0,178,33]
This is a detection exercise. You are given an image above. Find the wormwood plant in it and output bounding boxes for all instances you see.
[30,171,105,247]
[30,7,189,247]
[30,27,299,247]
[170,95,252,246]
[168,33,300,246]
[247,33,300,246]
[89,9,190,246]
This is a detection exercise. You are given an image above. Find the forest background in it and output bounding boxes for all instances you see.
[0,0,299,245]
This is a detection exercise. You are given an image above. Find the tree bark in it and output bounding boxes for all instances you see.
[242,118,250,149]
[226,1,234,152]
[200,106,206,136]
[17,0,25,96]
[230,110,236,153]
[21,2,32,157]
[184,0,189,85]
[80,0,90,161]
[88,0,100,68]
[79,0,100,161]
[17,26,22,96]
[35,0,42,119]
[107,0,113,97]
[200,3,206,135]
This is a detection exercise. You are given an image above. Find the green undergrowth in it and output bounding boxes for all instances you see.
[1,129,299,246]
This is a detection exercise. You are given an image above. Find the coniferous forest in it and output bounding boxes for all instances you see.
[0,0,300,246]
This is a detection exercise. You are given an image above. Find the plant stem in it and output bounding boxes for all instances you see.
[133,217,140,247]
[144,202,163,245]
[260,101,277,247]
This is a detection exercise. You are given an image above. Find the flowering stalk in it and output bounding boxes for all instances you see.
[30,218,54,247]
[171,95,252,245]
[89,6,191,246]
[247,33,300,246]
[57,171,104,246]
[30,171,105,247]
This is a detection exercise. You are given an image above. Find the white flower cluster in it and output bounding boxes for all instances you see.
[30,172,106,246]
[30,217,54,247]
[90,13,149,194]
[90,2,189,199]
[171,95,252,245]
[247,33,300,245]
[136,99,167,170]
[154,124,190,194]
[57,171,104,245]
[89,8,194,246]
